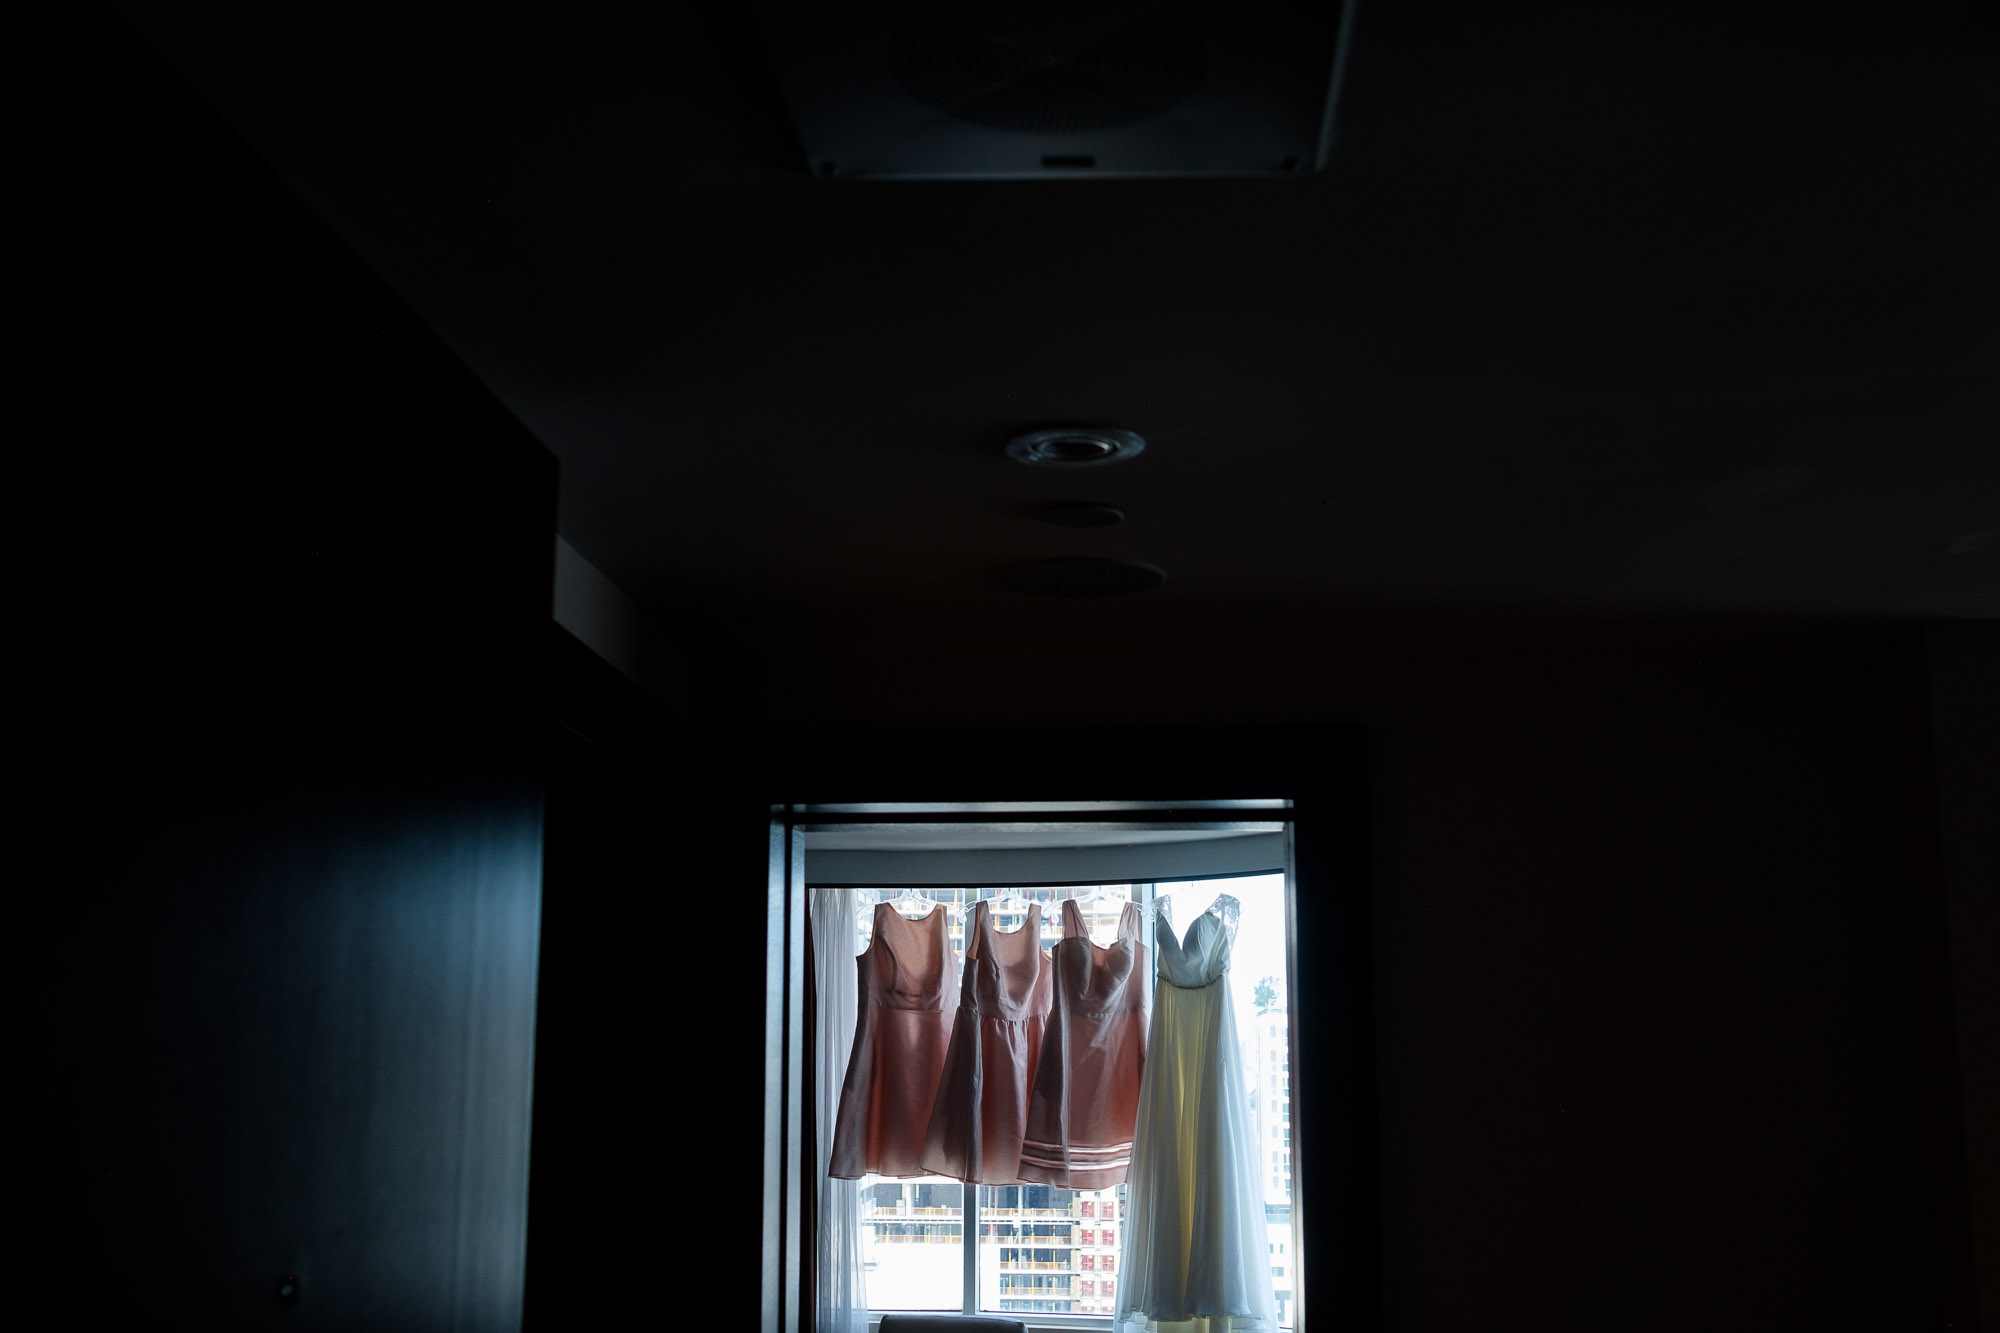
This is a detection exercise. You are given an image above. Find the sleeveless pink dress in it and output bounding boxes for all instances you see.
[828,901,956,1179]
[920,901,1054,1183]
[1017,899,1151,1188]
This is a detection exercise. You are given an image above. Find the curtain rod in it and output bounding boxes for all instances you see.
[792,810,1290,826]
[805,867,1282,891]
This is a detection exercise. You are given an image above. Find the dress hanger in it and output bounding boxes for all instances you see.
[1063,883,1132,944]
[979,887,1038,937]
[1149,889,1239,943]
[985,886,1030,912]
[885,886,953,919]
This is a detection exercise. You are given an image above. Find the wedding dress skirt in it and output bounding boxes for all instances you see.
[1116,894,1276,1333]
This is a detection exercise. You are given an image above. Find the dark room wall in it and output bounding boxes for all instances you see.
[23,15,555,1329]
[1924,623,2000,1322]
[532,613,1986,1331]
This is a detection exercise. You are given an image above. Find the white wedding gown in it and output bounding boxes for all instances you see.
[1116,893,1277,1333]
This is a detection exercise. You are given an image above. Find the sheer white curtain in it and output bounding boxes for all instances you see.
[811,886,869,1333]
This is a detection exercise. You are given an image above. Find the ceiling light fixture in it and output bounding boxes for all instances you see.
[1006,427,1146,468]
[1038,503,1126,527]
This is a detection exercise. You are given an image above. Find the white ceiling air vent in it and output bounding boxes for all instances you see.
[757,0,1356,180]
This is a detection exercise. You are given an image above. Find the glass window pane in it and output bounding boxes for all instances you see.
[977,884,1137,1318]
[981,1179,1128,1317]
[1172,874,1293,1328]
[857,1178,964,1311]
[839,872,1296,1328]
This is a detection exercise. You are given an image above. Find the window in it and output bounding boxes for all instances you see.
[837,876,1294,1322]
[768,799,1320,1333]
[838,886,1144,1315]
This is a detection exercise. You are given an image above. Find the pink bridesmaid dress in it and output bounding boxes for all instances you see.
[920,900,1054,1183]
[1017,898,1151,1188]
[827,900,956,1179]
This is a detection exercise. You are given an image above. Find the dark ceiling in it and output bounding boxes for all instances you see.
[125,2,1999,623]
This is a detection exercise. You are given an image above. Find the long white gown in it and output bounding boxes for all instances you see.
[1116,893,1278,1333]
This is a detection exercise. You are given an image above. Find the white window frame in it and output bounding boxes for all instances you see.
[764,802,1304,1333]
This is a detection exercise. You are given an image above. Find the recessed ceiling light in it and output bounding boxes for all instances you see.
[1006,427,1146,468]
[1039,503,1126,527]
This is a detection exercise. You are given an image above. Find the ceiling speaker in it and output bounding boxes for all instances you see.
[758,0,1355,179]
[997,557,1166,597]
